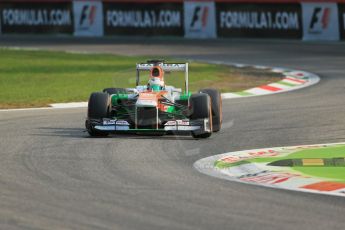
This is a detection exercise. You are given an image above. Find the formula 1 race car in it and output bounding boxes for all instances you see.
[85,60,222,138]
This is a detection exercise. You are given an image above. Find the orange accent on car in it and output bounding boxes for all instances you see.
[138,91,168,109]
[150,65,164,81]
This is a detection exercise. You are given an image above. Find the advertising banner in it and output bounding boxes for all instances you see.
[0,2,73,34]
[302,3,339,41]
[73,0,103,37]
[184,1,216,39]
[339,4,345,40]
[104,2,183,36]
[216,3,302,39]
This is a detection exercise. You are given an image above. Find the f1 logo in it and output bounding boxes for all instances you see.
[79,4,97,27]
[302,3,339,40]
[190,6,209,29]
[184,2,216,38]
[309,7,331,33]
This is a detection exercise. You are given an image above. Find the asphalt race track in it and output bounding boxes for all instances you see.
[1,36,345,230]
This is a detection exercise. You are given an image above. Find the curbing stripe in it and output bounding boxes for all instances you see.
[301,182,345,192]
[245,87,274,95]
[282,78,303,85]
[221,93,243,99]
[259,85,282,92]
[277,80,298,87]
[269,83,293,90]
[285,77,306,84]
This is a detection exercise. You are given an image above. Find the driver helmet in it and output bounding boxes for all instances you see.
[148,66,165,91]
[148,77,165,91]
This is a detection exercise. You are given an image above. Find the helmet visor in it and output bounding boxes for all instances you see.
[151,85,161,91]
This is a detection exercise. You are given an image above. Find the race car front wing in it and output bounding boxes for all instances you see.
[89,118,211,135]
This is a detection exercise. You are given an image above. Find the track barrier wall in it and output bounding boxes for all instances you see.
[0,1,73,34]
[104,2,183,36]
[0,0,344,40]
[216,3,302,39]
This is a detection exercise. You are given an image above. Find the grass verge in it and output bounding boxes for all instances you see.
[0,48,282,108]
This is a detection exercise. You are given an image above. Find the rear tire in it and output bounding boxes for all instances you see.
[199,88,222,132]
[103,88,127,95]
[190,93,212,138]
[87,92,110,137]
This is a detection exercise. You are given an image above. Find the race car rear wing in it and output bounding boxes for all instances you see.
[136,63,189,94]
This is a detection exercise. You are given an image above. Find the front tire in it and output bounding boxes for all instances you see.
[199,88,222,132]
[87,92,110,137]
[190,93,212,138]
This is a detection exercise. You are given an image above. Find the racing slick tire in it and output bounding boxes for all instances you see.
[199,88,222,132]
[86,92,110,137]
[103,88,127,95]
[190,93,213,138]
